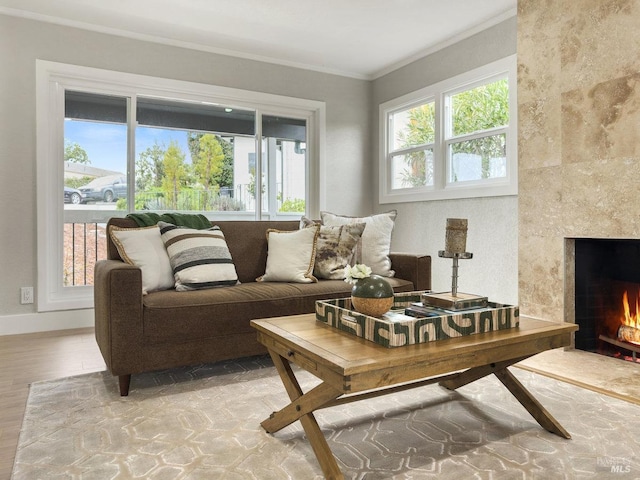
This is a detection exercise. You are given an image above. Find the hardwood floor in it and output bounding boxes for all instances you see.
[0,328,105,479]
[2,327,639,479]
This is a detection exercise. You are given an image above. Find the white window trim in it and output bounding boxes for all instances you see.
[379,55,517,204]
[36,60,325,312]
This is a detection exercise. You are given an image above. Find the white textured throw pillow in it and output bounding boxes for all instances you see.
[300,217,365,280]
[109,225,175,294]
[257,226,320,283]
[158,222,239,291]
[320,211,397,277]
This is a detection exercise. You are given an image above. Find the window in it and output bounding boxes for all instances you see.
[379,55,517,203]
[388,100,435,189]
[37,61,324,311]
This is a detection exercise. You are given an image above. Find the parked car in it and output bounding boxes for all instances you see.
[64,186,82,204]
[79,174,127,203]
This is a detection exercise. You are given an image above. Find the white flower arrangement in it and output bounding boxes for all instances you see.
[344,264,372,285]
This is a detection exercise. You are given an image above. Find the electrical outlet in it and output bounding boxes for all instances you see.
[20,287,34,304]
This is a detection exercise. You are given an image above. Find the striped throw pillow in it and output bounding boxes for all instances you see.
[158,221,239,291]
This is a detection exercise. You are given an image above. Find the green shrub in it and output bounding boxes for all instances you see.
[64,176,93,189]
[280,198,305,213]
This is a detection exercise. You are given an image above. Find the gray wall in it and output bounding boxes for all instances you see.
[0,13,518,324]
[371,17,519,305]
[0,14,370,317]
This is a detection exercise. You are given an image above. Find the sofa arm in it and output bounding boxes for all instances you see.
[389,253,432,291]
[93,259,144,380]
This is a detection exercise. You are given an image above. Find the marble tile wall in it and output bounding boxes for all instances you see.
[518,0,640,321]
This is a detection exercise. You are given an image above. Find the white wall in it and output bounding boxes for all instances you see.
[0,14,371,330]
[371,17,519,305]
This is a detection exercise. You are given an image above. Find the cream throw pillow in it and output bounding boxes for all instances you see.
[109,225,175,294]
[320,211,397,277]
[257,226,320,283]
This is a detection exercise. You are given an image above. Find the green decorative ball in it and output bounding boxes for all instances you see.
[351,274,394,299]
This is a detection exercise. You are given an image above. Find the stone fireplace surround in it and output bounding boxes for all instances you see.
[517,0,640,329]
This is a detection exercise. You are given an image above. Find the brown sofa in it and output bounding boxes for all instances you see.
[94,218,432,395]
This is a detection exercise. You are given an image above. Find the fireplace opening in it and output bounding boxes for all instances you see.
[574,238,640,363]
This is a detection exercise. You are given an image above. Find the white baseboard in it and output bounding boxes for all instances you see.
[0,309,94,336]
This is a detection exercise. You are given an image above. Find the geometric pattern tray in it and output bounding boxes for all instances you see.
[315,291,519,348]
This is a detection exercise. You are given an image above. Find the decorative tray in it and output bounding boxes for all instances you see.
[315,291,519,348]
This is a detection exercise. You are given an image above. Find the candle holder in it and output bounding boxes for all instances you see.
[421,219,488,311]
[438,250,473,297]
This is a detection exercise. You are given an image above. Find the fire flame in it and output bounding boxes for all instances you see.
[621,290,640,329]
[619,290,640,346]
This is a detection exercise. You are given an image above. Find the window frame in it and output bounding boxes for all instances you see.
[36,60,325,312]
[379,55,517,204]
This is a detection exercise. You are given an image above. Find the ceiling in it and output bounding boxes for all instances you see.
[0,0,516,79]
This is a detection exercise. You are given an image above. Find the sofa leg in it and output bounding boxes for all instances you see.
[119,374,131,396]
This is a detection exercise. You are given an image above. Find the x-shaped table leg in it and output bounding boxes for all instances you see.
[262,351,570,479]
[439,356,571,439]
[262,349,345,480]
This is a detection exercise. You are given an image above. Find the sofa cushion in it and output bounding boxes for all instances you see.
[158,221,239,291]
[143,282,317,345]
[300,217,365,280]
[141,277,415,345]
[321,211,397,277]
[108,225,175,294]
[257,226,320,283]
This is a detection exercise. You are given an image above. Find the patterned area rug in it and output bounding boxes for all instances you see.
[12,355,640,479]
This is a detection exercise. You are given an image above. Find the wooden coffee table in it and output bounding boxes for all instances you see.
[251,314,578,480]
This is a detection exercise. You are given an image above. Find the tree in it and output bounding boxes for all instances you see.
[216,136,234,189]
[397,78,509,185]
[136,143,165,190]
[161,141,187,209]
[187,131,200,164]
[450,79,509,179]
[64,140,90,164]
[188,132,234,188]
[451,79,509,138]
[193,134,224,209]
[135,154,154,192]
[395,103,435,187]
